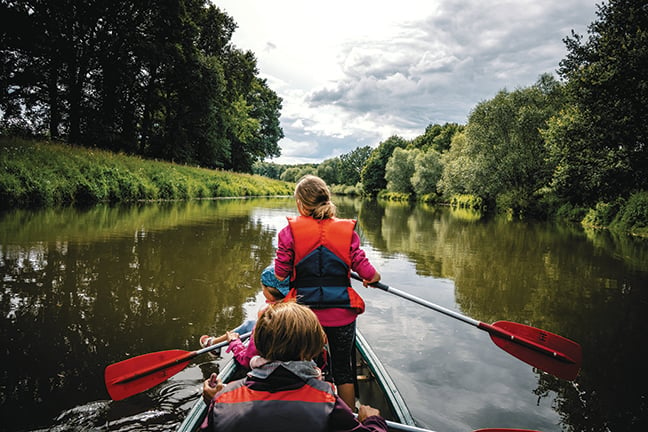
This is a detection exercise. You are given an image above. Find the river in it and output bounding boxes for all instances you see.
[1,197,646,431]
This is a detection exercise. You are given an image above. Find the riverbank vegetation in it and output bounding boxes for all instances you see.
[0,138,292,209]
[1,1,282,173]
[2,1,646,237]
[254,1,648,237]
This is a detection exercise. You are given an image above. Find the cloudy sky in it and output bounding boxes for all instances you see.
[215,0,600,164]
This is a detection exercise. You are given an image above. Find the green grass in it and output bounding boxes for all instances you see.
[0,137,294,209]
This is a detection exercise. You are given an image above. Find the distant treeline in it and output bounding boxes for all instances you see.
[0,1,282,172]
[254,1,648,236]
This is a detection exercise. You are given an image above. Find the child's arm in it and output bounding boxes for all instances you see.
[349,232,380,285]
[226,331,258,369]
[274,226,294,281]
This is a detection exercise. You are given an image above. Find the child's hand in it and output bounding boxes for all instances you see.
[363,271,381,287]
[226,331,240,342]
[202,373,225,404]
[357,404,381,421]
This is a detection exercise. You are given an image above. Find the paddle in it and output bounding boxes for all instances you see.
[105,332,252,401]
[354,414,539,432]
[351,273,581,381]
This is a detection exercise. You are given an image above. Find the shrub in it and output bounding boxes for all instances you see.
[611,191,648,236]
[582,200,622,228]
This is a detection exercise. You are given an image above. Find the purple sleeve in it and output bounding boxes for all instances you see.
[274,224,294,280]
[349,231,377,280]
[225,335,258,369]
[328,396,388,432]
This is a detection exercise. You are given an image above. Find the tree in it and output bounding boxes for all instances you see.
[412,149,443,196]
[438,132,481,197]
[438,75,563,214]
[410,123,464,153]
[554,0,648,204]
[317,157,342,185]
[0,0,284,172]
[361,135,408,197]
[338,146,372,186]
[385,147,418,194]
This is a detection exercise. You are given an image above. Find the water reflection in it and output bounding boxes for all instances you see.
[340,198,648,432]
[1,198,647,431]
[1,200,284,430]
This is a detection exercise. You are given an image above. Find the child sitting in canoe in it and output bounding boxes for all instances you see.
[198,264,289,368]
[200,301,388,432]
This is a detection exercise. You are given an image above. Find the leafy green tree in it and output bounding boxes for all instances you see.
[317,157,342,185]
[385,147,418,194]
[552,0,648,204]
[338,146,372,186]
[438,132,480,197]
[253,161,283,179]
[361,135,408,197]
[412,149,443,196]
[0,1,283,172]
[410,123,464,153]
[437,75,563,215]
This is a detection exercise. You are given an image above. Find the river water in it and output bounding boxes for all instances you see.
[1,197,646,431]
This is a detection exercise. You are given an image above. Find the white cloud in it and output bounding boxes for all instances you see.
[214,0,598,164]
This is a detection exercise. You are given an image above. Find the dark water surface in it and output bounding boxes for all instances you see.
[1,197,646,431]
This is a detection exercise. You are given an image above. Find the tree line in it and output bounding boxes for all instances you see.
[0,0,283,172]
[256,0,648,228]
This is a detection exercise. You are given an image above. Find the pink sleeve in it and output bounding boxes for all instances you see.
[274,224,294,280]
[350,232,376,280]
[226,336,258,369]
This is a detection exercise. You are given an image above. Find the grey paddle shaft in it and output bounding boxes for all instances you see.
[196,331,252,356]
[350,273,480,327]
[353,414,437,432]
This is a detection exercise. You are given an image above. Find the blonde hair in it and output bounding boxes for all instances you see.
[254,301,327,361]
[294,175,336,219]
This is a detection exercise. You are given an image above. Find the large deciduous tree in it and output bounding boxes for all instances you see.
[0,0,284,172]
[551,0,648,204]
[361,135,408,197]
[385,147,417,194]
[439,75,563,214]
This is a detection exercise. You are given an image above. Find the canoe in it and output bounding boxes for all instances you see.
[176,328,417,431]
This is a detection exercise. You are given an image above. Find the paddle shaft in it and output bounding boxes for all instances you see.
[351,274,576,365]
[110,331,252,385]
[354,414,537,432]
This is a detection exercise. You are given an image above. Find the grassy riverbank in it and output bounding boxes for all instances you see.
[0,137,293,209]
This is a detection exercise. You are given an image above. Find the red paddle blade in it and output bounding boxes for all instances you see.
[105,349,192,400]
[485,321,582,381]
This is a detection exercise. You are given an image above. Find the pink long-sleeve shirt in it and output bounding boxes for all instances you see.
[274,221,377,327]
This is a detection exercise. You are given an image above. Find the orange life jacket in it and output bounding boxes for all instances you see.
[284,216,365,314]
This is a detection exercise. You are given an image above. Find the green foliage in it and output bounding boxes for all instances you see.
[610,191,648,236]
[330,183,362,196]
[412,149,442,196]
[0,1,284,172]
[555,203,589,223]
[410,123,464,153]
[0,138,293,209]
[582,201,623,229]
[449,194,485,211]
[361,136,408,197]
[377,191,412,202]
[555,0,648,204]
[438,132,479,197]
[439,75,564,213]
[317,158,342,185]
[338,146,373,186]
[385,147,418,194]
